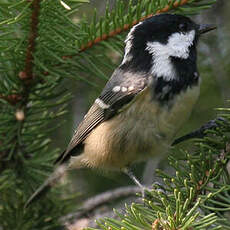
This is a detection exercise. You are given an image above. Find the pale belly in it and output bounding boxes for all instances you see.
[70,85,200,170]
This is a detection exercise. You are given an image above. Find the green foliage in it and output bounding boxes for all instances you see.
[0,0,88,229]
[1,0,228,229]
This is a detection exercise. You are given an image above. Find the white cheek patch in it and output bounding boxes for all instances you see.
[121,22,143,64]
[167,30,195,59]
[146,30,195,80]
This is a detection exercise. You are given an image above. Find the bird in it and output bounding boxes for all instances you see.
[25,13,216,207]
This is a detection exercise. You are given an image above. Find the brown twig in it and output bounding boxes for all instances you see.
[0,94,22,105]
[1,0,41,105]
[21,0,41,82]
[0,0,42,160]
[80,0,190,52]
[62,186,141,223]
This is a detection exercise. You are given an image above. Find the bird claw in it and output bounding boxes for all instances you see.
[172,117,228,146]
[140,186,149,199]
[140,182,165,200]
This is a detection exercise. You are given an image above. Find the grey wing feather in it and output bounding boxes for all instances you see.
[56,70,148,164]
[66,103,104,154]
[55,103,105,164]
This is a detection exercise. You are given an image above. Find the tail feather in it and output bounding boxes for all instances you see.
[25,164,67,208]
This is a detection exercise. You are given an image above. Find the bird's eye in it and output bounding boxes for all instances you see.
[179,23,188,31]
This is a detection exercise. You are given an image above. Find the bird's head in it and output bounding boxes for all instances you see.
[121,14,216,80]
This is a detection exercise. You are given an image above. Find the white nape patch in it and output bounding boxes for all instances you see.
[146,30,195,80]
[95,98,110,109]
[112,86,121,92]
[121,22,143,64]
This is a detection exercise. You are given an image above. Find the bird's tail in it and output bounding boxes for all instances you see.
[25,164,67,208]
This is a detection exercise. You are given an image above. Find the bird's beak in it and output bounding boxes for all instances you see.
[198,24,217,35]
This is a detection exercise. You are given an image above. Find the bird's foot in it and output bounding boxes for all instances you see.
[172,117,227,146]
[122,168,148,199]
[139,185,150,199]
[139,182,166,200]
[152,181,166,194]
[122,168,166,200]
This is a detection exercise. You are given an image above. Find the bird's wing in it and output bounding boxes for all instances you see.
[55,70,148,164]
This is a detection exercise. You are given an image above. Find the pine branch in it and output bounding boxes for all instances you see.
[80,0,190,53]
[22,0,41,82]
[0,1,86,229]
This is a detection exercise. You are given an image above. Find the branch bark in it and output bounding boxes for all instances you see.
[62,186,141,228]
[80,0,190,52]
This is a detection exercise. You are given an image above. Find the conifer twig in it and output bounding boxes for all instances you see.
[80,0,189,52]
[0,0,42,105]
[0,94,22,105]
[19,0,41,82]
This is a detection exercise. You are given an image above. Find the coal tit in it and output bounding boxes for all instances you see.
[26,14,216,206]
